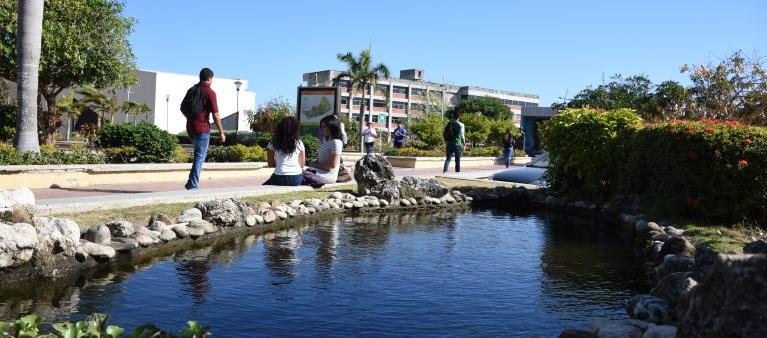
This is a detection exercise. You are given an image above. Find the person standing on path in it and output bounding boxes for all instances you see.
[443,113,465,173]
[185,68,225,190]
[362,122,377,155]
[502,128,514,168]
[392,122,407,148]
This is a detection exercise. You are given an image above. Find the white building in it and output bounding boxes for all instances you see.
[85,69,256,135]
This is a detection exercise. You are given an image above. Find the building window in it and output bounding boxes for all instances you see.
[410,103,425,111]
[391,116,402,125]
[341,97,348,105]
[335,80,349,87]
[392,86,408,95]
[375,84,388,93]
[353,98,369,106]
[392,101,406,110]
[412,88,426,97]
[373,99,387,108]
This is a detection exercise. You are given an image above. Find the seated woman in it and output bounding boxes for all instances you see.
[264,117,305,186]
[305,115,343,184]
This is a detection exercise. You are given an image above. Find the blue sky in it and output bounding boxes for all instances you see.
[123,0,766,108]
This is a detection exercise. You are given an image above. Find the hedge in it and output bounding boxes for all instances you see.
[542,108,767,223]
[0,144,105,165]
[98,123,177,163]
[384,146,504,157]
[206,144,267,163]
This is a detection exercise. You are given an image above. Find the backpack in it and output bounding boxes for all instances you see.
[180,84,204,118]
[443,121,460,143]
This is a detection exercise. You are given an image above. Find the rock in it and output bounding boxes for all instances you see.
[34,217,81,255]
[399,176,449,199]
[656,254,695,280]
[445,196,456,204]
[486,193,499,200]
[109,237,139,252]
[330,192,344,200]
[743,239,767,254]
[642,324,676,338]
[627,294,673,324]
[187,226,205,238]
[690,246,716,282]
[306,207,316,214]
[664,226,684,237]
[650,272,697,307]
[189,219,217,234]
[409,198,417,205]
[647,222,662,232]
[159,230,177,242]
[635,220,649,233]
[171,224,189,238]
[557,329,598,338]
[368,200,380,208]
[148,213,174,227]
[297,205,309,215]
[245,215,257,227]
[678,254,767,338]
[368,180,402,204]
[195,198,252,227]
[105,221,134,238]
[354,154,396,195]
[177,208,203,223]
[83,224,111,244]
[0,222,37,268]
[343,202,353,209]
[352,201,364,208]
[81,241,116,260]
[147,220,171,232]
[595,321,643,338]
[400,199,411,207]
[651,232,671,242]
[131,233,155,247]
[258,209,276,223]
[379,199,389,207]
[256,202,271,211]
[285,206,297,217]
[656,237,695,264]
[270,199,282,207]
[651,241,664,260]
[290,200,302,207]
[545,196,556,204]
[275,210,288,220]
[0,187,35,211]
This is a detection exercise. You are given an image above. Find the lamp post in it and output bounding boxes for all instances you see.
[234,80,242,137]
[165,94,170,132]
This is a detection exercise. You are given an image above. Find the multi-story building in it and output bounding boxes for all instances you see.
[303,69,539,130]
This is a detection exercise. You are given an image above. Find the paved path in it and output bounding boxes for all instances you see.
[33,165,514,213]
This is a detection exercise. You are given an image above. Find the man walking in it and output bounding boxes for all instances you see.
[362,121,377,155]
[185,68,225,190]
[392,122,406,148]
[443,113,465,173]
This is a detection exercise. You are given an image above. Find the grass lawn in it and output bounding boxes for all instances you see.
[682,223,763,254]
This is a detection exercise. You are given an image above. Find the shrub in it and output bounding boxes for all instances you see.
[0,104,15,142]
[409,113,445,148]
[103,146,137,163]
[487,118,520,146]
[301,135,321,160]
[385,146,501,158]
[98,122,177,163]
[464,146,501,157]
[0,143,105,165]
[460,113,491,147]
[206,145,267,163]
[255,132,271,148]
[172,145,192,163]
[247,97,295,134]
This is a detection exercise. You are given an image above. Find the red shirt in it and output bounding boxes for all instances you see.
[186,82,218,134]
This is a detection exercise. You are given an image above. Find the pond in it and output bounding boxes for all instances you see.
[0,208,648,337]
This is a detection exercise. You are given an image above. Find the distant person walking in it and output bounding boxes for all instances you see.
[443,113,465,173]
[502,128,514,168]
[183,68,225,190]
[264,117,305,186]
[392,122,407,148]
[362,122,377,155]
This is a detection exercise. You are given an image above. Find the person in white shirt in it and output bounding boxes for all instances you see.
[305,115,344,184]
[264,117,305,186]
[362,122,377,155]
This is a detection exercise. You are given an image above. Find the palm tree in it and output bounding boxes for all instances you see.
[120,101,151,124]
[56,92,85,141]
[14,0,44,153]
[76,86,118,126]
[332,47,390,152]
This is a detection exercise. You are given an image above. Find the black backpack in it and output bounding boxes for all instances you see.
[180,83,203,118]
[443,122,456,143]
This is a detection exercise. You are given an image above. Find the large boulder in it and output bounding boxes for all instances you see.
[655,254,694,280]
[194,198,252,227]
[743,239,767,254]
[105,221,134,238]
[650,272,697,307]
[34,217,81,255]
[399,176,448,199]
[82,224,111,244]
[177,208,203,223]
[656,237,695,264]
[690,246,716,282]
[0,187,35,212]
[368,180,402,204]
[81,241,116,260]
[626,294,673,324]
[0,222,38,268]
[642,324,677,338]
[677,253,767,338]
[354,154,396,195]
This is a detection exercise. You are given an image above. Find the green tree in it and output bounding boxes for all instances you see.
[556,74,653,115]
[487,118,519,146]
[682,50,767,124]
[460,113,491,148]
[409,113,445,148]
[332,47,390,152]
[646,80,691,120]
[452,96,512,119]
[12,0,44,153]
[247,97,295,135]
[0,0,137,144]
[120,100,151,124]
[55,91,83,139]
[76,86,118,125]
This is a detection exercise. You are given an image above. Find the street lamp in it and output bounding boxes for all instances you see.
[165,94,170,132]
[234,80,242,136]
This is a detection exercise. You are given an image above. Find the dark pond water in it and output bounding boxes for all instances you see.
[0,208,649,337]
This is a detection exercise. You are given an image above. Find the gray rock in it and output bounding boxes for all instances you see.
[330,192,344,200]
[445,196,456,204]
[245,215,257,227]
[664,226,684,237]
[147,220,171,232]
[275,210,288,220]
[656,254,695,280]
[189,219,217,234]
[258,209,276,223]
[177,208,203,223]
[379,199,389,207]
[656,237,695,264]
[0,187,35,211]
[557,329,598,338]
[148,213,174,227]
[650,272,697,307]
[105,221,134,238]
[399,176,449,199]
[352,201,364,208]
[635,220,649,233]
[83,224,111,244]
[195,198,252,227]
[343,202,353,209]
[409,198,417,205]
[651,232,671,242]
[368,180,402,204]
[642,324,676,338]
[34,217,81,255]
[400,199,411,207]
[743,239,767,254]
[354,154,396,195]
[678,254,767,338]
[131,233,155,247]
[273,205,287,213]
[109,238,138,252]
[595,321,642,338]
[159,230,177,242]
[626,294,672,324]
[171,224,189,238]
[187,226,205,238]
[690,246,717,281]
[0,222,37,268]
[307,207,316,214]
[647,222,662,232]
[368,200,380,207]
[651,241,664,260]
[285,207,297,217]
[81,241,116,260]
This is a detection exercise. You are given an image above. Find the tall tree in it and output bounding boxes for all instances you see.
[13,0,44,153]
[452,96,512,119]
[332,48,390,151]
[0,0,137,144]
[555,74,653,114]
[647,80,691,120]
[76,86,118,126]
[120,100,152,124]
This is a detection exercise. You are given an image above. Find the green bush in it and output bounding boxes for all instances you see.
[385,146,501,158]
[409,114,445,148]
[98,122,177,163]
[0,104,15,142]
[301,135,321,160]
[0,313,209,338]
[206,144,267,162]
[460,113,491,146]
[255,132,271,148]
[172,145,192,163]
[103,146,137,163]
[0,143,105,165]
[487,118,520,146]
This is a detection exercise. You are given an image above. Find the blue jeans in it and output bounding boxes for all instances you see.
[264,173,303,186]
[365,142,374,155]
[443,143,462,173]
[503,147,513,168]
[185,132,210,190]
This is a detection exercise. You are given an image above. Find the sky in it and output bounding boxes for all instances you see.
[123,0,767,108]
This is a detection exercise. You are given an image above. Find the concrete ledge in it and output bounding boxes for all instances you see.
[386,156,531,169]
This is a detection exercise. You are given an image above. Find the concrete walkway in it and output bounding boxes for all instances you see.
[34,165,513,214]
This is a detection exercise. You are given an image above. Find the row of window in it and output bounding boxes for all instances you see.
[461,95,539,107]
[348,114,408,125]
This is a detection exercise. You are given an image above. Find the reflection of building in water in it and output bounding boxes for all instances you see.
[263,228,302,285]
